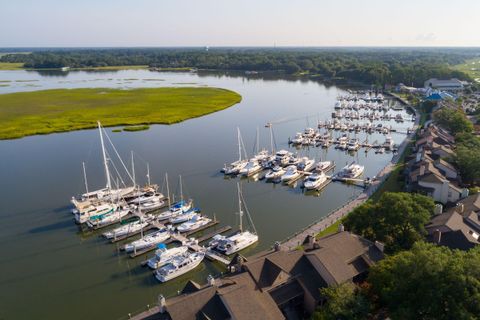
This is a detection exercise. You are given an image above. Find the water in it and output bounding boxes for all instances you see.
[0,69,413,319]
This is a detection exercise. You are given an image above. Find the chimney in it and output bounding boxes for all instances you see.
[419,165,425,176]
[433,229,442,244]
[434,204,443,215]
[207,275,216,287]
[338,223,345,232]
[274,241,282,252]
[158,294,166,313]
[457,203,465,213]
[374,241,385,253]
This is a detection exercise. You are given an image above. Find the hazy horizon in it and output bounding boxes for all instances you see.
[2,0,479,47]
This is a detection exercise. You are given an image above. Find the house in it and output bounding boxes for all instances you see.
[149,231,384,320]
[424,78,464,92]
[426,196,480,250]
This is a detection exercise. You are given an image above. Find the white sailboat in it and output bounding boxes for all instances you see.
[124,229,171,253]
[157,175,192,220]
[176,216,212,233]
[210,183,258,255]
[102,215,154,239]
[169,210,199,224]
[154,251,205,282]
[223,127,248,175]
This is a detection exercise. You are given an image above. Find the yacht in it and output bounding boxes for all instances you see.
[339,162,365,179]
[304,171,328,190]
[291,132,304,145]
[274,149,291,166]
[239,159,263,177]
[74,202,117,224]
[375,147,385,154]
[176,216,212,233]
[147,245,189,269]
[303,127,316,138]
[102,215,153,239]
[264,165,286,181]
[155,251,205,282]
[281,165,301,183]
[315,161,334,172]
[297,157,315,172]
[124,229,170,253]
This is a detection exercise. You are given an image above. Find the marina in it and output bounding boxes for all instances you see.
[0,69,414,320]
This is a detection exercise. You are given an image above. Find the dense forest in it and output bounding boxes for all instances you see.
[2,48,478,86]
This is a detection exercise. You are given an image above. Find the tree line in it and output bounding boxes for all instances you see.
[1,48,478,86]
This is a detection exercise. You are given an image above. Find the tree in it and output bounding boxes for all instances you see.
[312,283,372,320]
[455,146,480,185]
[368,242,480,320]
[433,108,474,135]
[344,192,434,253]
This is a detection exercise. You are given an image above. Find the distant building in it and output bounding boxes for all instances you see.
[424,78,464,92]
[146,232,384,320]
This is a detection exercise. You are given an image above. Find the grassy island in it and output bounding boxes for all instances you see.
[0,87,241,139]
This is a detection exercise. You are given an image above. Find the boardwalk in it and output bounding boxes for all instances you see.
[282,102,420,250]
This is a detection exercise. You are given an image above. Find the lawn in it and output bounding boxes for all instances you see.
[0,87,241,139]
[0,62,24,70]
[453,59,480,82]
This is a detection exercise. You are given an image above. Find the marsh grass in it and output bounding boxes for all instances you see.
[0,87,241,139]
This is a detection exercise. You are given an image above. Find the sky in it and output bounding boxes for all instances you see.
[1,0,479,47]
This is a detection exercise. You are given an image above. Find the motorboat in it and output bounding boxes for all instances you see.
[74,202,118,224]
[147,245,189,269]
[264,165,285,181]
[124,229,170,253]
[212,231,258,255]
[223,160,248,175]
[347,138,360,151]
[281,165,301,183]
[155,251,205,282]
[239,159,263,177]
[315,161,334,172]
[290,132,304,145]
[375,147,385,154]
[296,157,315,172]
[304,171,328,190]
[339,162,365,179]
[274,149,291,166]
[176,216,212,233]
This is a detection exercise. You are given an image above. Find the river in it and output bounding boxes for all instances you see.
[0,69,412,319]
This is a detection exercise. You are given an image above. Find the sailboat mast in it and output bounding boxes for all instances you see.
[256,127,259,154]
[98,121,112,190]
[179,175,183,201]
[146,163,151,186]
[237,127,242,162]
[269,125,275,153]
[165,173,171,207]
[131,151,136,188]
[82,162,89,194]
[237,183,243,232]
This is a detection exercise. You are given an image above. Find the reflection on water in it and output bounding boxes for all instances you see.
[0,69,412,320]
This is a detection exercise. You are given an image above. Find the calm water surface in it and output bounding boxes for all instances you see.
[0,69,412,319]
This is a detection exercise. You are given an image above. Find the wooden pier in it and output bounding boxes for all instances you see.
[196,225,232,243]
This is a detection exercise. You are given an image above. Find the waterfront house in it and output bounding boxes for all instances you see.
[426,194,480,250]
[150,231,384,320]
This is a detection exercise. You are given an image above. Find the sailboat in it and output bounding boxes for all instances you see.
[209,183,258,255]
[222,127,248,175]
[157,175,193,220]
[72,122,134,225]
